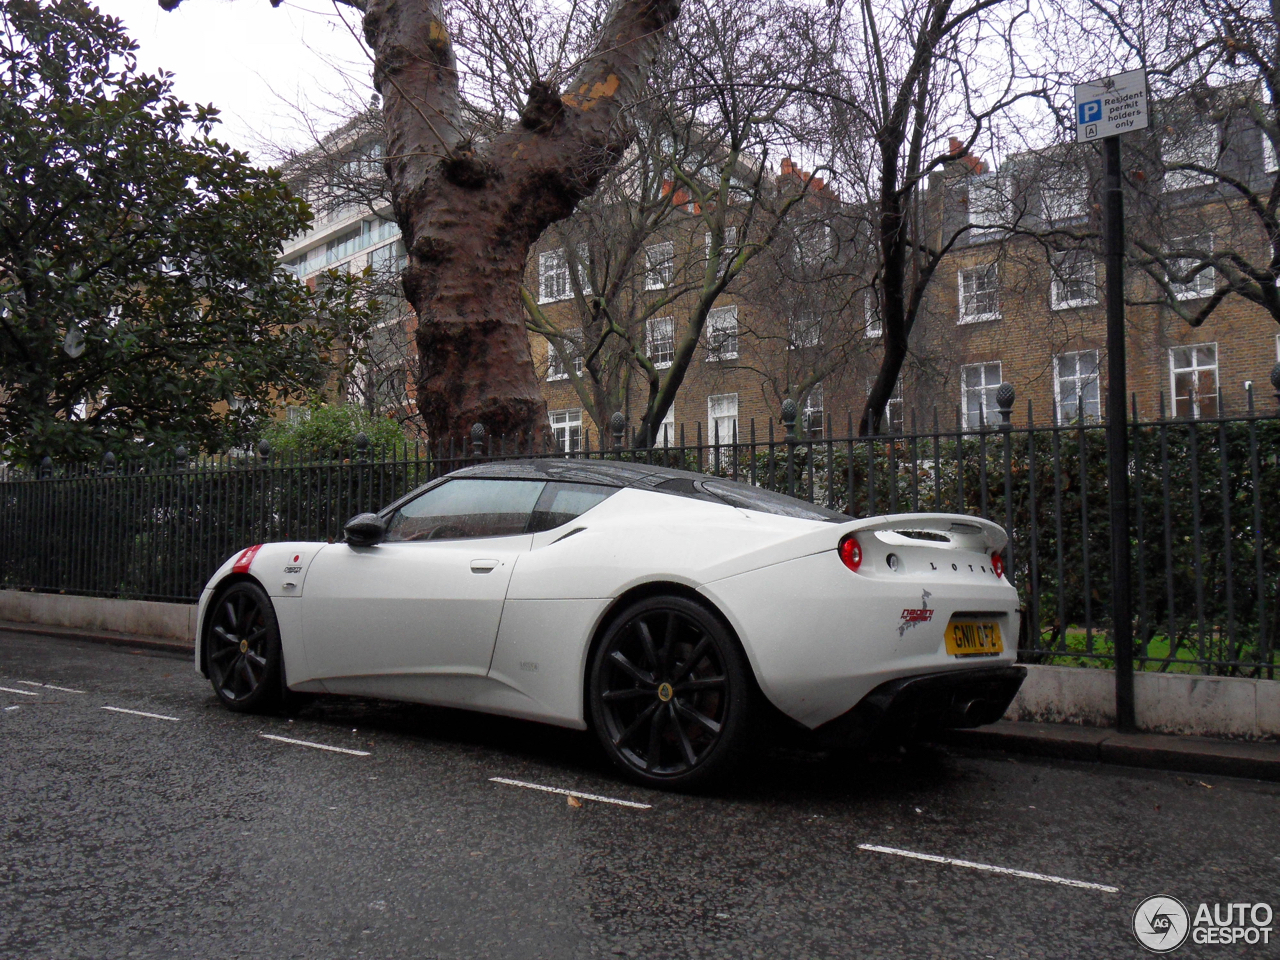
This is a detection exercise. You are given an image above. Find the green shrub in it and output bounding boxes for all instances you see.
[258,403,408,461]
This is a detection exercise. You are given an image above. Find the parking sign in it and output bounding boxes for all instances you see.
[1074,68,1149,143]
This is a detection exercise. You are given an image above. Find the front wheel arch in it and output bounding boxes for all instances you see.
[200,574,267,677]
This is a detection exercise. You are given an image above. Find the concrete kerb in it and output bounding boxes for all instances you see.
[1006,664,1280,742]
[939,720,1280,783]
[0,589,195,650]
[0,619,193,656]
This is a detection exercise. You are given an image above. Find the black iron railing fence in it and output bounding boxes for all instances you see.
[2,387,1278,677]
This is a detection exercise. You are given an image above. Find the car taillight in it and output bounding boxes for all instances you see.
[991,551,1005,579]
[838,535,863,573]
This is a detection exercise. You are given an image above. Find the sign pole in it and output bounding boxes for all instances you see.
[1077,67,1145,734]
[1102,134,1135,732]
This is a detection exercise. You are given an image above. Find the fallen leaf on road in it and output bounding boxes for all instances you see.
[567,795,583,808]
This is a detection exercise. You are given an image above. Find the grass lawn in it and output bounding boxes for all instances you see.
[1024,627,1278,676]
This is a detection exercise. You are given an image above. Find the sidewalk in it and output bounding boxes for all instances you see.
[0,619,193,657]
[937,719,1280,783]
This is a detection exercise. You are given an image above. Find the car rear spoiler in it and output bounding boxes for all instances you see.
[836,513,1009,554]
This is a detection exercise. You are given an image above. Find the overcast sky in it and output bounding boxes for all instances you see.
[98,0,374,162]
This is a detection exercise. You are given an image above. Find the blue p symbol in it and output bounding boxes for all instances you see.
[1078,99,1102,124]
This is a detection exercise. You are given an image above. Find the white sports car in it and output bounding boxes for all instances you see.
[196,460,1024,789]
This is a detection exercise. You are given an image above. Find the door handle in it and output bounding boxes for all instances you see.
[470,559,500,573]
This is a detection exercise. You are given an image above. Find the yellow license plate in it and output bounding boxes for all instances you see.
[945,621,1003,657]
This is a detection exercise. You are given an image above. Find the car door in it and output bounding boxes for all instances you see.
[301,478,546,688]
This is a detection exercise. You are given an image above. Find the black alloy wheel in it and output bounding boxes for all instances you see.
[206,581,283,713]
[589,595,753,790]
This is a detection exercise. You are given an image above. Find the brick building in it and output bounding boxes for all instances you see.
[279,116,1280,448]
[911,126,1280,430]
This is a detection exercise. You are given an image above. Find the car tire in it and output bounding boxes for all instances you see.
[205,581,284,714]
[589,594,754,791]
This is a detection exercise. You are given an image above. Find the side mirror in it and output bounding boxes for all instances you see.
[344,512,387,547]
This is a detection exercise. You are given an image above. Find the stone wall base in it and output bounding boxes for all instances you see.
[0,590,195,643]
[1007,664,1280,741]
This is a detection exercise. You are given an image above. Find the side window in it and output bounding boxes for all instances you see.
[384,479,546,542]
[528,482,616,532]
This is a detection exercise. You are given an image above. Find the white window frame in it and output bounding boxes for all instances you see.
[788,311,821,350]
[549,409,583,453]
[539,249,571,303]
[545,331,584,381]
[655,405,676,448]
[967,173,1005,235]
[1053,350,1101,423]
[646,316,675,369]
[961,361,1003,430]
[802,382,824,437]
[1050,251,1098,310]
[864,289,883,338]
[1168,234,1215,301]
[886,379,904,433]
[796,223,832,264]
[1169,344,1219,420]
[958,264,1000,323]
[1163,124,1217,191]
[705,226,738,260]
[1040,182,1086,225]
[707,393,739,451]
[704,306,739,361]
[645,241,675,290]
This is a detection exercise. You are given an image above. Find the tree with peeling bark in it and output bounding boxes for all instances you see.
[163,0,683,444]
[791,0,1047,435]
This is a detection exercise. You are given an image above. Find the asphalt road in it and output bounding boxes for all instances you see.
[2,631,1277,960]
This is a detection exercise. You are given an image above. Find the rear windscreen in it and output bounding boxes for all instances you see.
[700,479,849,522]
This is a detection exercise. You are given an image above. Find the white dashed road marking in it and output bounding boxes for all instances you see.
[17,680,85,693]
[101,706,180,722]
[0,685,39,697]
[490,777,652,810]
[259,733,370,756]
[857,844,1119,893]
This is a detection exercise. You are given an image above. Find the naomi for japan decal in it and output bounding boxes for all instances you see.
[898,589,933,637]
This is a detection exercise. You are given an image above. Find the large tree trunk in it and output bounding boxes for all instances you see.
[363,0,681,442]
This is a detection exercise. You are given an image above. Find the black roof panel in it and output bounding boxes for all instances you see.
[448,459,711,489]
[446,459,849,521]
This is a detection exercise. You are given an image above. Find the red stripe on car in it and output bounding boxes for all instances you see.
[232,544,263,574]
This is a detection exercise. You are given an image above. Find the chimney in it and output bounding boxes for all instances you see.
[781,158,794,175]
